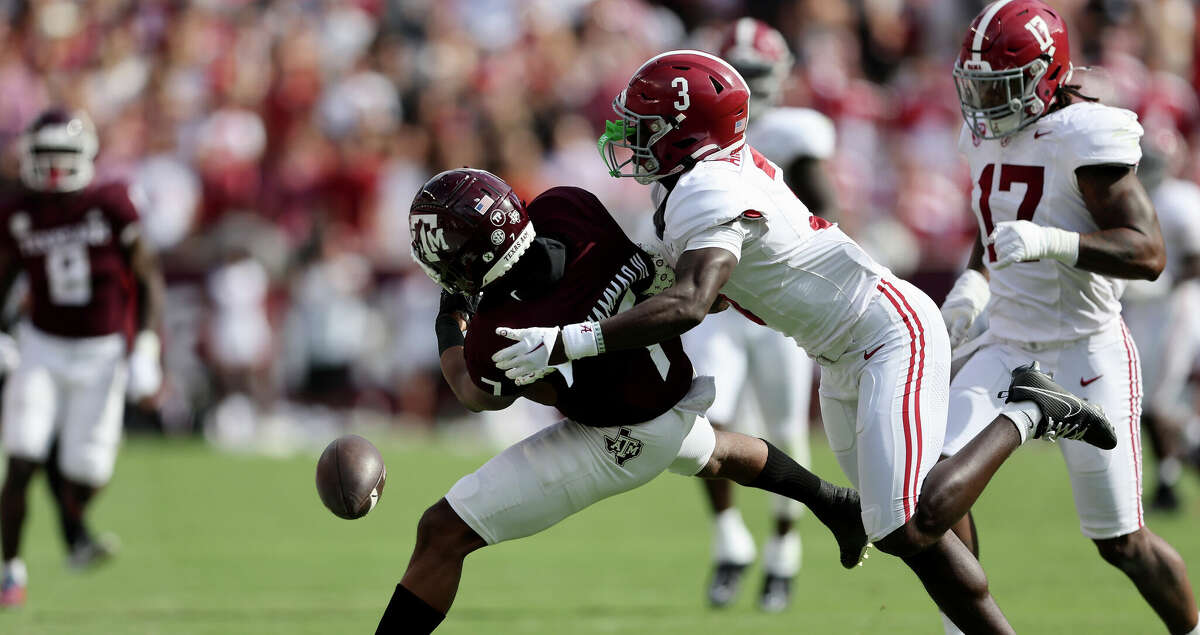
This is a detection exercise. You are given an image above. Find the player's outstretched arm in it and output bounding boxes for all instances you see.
[1074,164,1166,280]
[491,247,736,385]
[439,347,515,412]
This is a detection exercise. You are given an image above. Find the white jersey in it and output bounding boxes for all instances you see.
[652,144,887,361]
[748,107,836,166]
[958,102,1144,343]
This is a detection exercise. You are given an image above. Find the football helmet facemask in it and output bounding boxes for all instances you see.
[19,109,99,193]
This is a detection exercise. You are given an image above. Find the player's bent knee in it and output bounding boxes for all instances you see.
[414,499,485,560]
[1094,530,1149,570]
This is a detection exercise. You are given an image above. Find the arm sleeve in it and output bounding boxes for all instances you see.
[683,220,752,261]
[1067,107,1143,169]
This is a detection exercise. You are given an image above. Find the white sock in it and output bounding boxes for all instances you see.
[1000,399,1042,443]
[3,558,27,586]
[763,531,802,578]
[712,508,756,565]
[940,611,965,635]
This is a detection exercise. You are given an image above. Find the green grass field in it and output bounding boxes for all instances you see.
[0,432,1196,635]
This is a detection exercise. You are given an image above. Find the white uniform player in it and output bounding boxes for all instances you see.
[681,104,834,609]
[947,103,1147,536]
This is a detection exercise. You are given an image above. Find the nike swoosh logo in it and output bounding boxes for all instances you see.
[1034,130,1052,139]
[863,344,885,361]
[1080,375,1102,386]
[529,342,544,353]
[1019,386,1083,418]
[510,290,522,301]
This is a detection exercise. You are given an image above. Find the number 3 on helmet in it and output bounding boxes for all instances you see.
[599,50,751,184]
[953,0,1071,139]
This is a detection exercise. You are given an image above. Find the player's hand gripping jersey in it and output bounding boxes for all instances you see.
[464,186,694,426]
[652,145,887,362]
[959,101,1144,343]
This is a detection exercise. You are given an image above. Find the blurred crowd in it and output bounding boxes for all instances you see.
[0,0,1197,438]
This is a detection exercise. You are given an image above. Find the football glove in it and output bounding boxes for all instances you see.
[940,269,990,348]
[127,330,162,401]
[989,220,1079,270]
[493,326,562,386]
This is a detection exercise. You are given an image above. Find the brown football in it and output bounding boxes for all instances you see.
[315,435,387,520]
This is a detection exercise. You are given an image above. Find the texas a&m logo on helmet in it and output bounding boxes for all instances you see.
[409,169,535,294]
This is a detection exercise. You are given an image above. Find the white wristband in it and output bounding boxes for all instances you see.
[1046,227,1080,265]
[561,321,601,360]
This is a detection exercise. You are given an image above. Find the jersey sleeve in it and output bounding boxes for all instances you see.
[1063,105,1143,170]
[462,325,521,397]
[661,167,750,258]
[683,219,755,261]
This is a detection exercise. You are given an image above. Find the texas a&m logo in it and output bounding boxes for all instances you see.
[604,427,643,466]
[410,214,449,263]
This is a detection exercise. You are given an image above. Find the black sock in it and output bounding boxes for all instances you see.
[376,584,445,635]
[747,440,837,514]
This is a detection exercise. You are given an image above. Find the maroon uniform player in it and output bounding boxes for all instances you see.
[0,110,166,607]
[374,168,866,634]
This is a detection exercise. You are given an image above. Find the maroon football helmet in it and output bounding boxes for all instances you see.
[409,169,535,294]
[953,0,1072,139]
[718,18,793,120]
[19,108,99,192]
[600,50,750,184]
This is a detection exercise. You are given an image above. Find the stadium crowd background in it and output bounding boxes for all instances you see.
[0,0,1196,443]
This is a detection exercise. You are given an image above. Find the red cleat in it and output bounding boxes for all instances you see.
[0,575,25,608]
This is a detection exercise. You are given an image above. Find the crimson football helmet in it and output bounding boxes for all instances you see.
[600,50,750,184]
[718,18,794,120]
[953,0,1072,139]
[409,168,535,294]
[19,108,98,192]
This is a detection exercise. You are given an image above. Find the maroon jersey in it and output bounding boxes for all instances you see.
[464,186,694,427]
[0,181,140,338]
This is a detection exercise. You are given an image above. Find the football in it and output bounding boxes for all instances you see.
[315,435,388,520]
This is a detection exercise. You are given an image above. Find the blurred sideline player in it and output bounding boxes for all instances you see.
[0,110,165,607]
[495,49,1121,633]
[685,18,840,611]
[1122,127,1200,512]
[941,2,1197,633]
[375,168,865,634]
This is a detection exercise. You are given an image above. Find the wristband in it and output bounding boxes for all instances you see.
[561,321,602,360]
[435,314,465,355]
[1046,227,1080,265]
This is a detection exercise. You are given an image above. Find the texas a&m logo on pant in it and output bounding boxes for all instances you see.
[604,428,643,466]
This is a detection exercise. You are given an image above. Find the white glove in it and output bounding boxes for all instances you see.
[0,332,18,376]
[940,269,990,348]
[636,242,675,297]
[127,331,163,400]
[493,326,561,386]
[989,220,1079,270]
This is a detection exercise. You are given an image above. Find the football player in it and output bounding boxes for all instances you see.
[1122,128,1200,512]
[0,109,165,607]
[493,49,1119,632]
[941,2,1198,634]
[375,168,866,634]
[685,17,840,612]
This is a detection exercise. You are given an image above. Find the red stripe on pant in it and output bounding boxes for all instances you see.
[876,282,926,521]
[1119,321,1144,526]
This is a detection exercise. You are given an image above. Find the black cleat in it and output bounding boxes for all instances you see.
[758,574,793,613]
[1007,362,1118,450]
[707,563,748,608]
